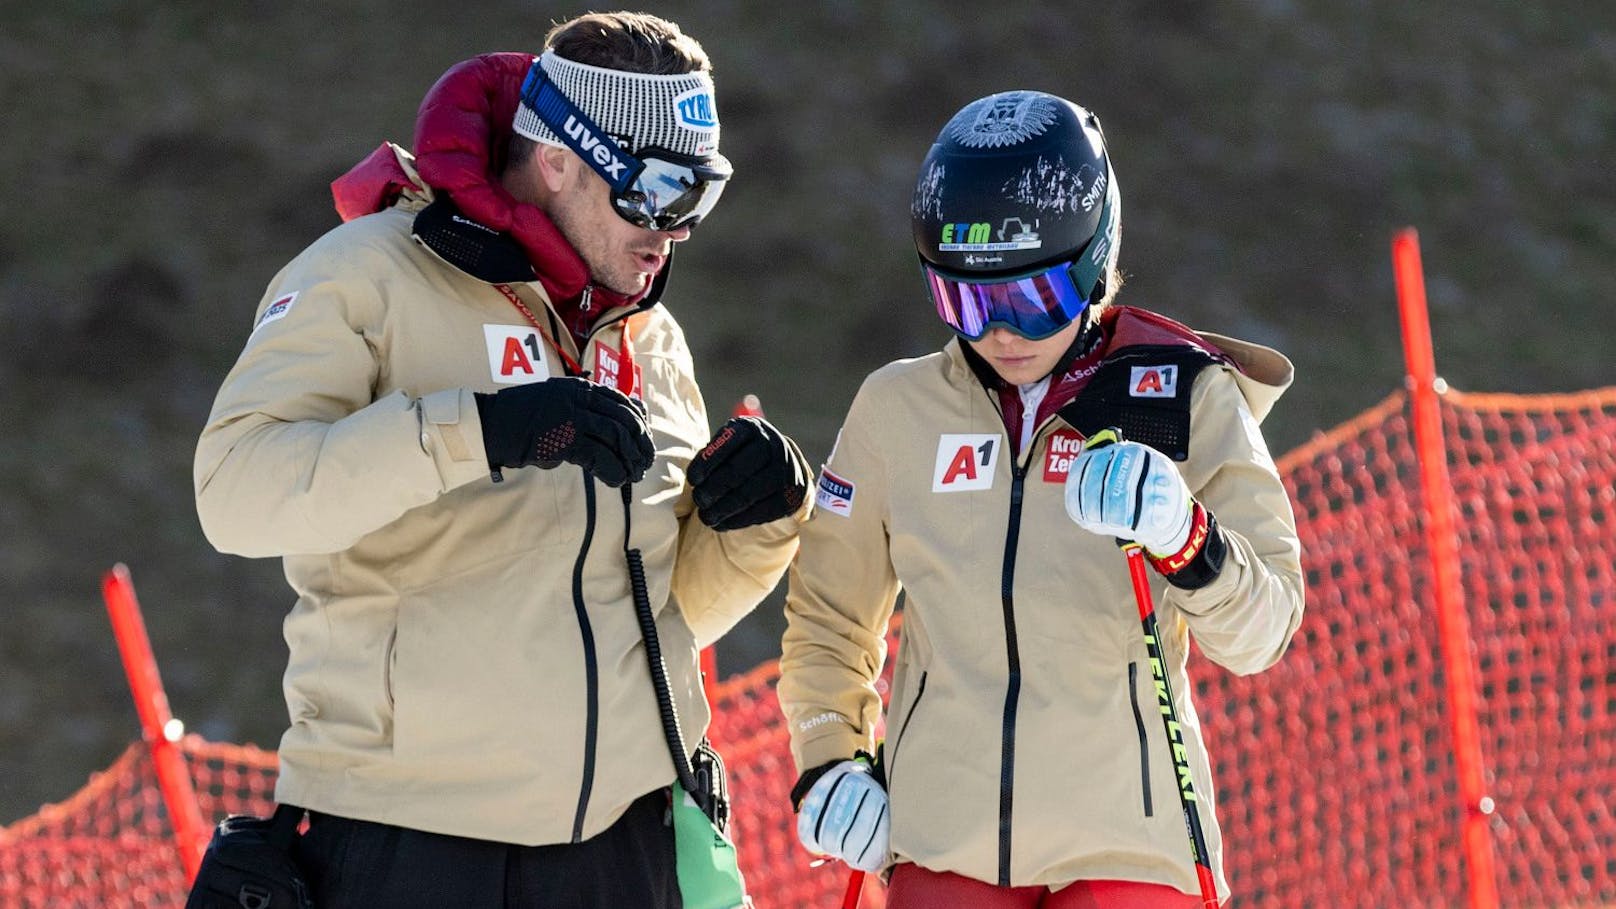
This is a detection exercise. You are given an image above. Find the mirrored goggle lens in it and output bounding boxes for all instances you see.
[614,155,731,231]
[924,262,1092,341]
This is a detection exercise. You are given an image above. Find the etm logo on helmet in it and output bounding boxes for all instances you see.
[673,87,717,130]
[561,116,629,179]
[941,222,993,246]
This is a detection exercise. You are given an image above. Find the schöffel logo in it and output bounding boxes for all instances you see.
[562,115,629,180]
[673,87,718,130]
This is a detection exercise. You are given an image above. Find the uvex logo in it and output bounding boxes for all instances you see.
[562,115,629,180]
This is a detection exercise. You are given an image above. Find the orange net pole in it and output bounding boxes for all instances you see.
[1391,228,1500,909]
[101,564,209,882]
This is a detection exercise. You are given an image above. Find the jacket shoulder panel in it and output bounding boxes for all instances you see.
[1060,343,1220,461]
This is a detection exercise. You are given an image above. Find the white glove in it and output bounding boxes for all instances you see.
[795,759,891,873]
[1064,437,1195,557]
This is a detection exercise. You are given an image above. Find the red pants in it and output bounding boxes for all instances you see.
[885,863,1207,909]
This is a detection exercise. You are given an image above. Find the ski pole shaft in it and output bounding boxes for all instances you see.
[840,870,865,909]
[1123,544,1220,908]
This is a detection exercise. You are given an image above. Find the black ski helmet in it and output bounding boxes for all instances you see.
[911,90,1119,298]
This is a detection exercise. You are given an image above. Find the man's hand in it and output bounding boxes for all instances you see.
[793,757,891,873]
[1064,431,1196,558]
[687,416,810,530]
[475,377,655,487]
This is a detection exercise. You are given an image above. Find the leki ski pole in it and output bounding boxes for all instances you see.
[1080,427,1220,908]
[1122,542,1220,908]
[839,870,865,909]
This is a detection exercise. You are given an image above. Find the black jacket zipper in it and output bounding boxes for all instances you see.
[996,462,1029,886]
[568,474,601,842]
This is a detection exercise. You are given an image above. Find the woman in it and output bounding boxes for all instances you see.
[777,90,1305,908]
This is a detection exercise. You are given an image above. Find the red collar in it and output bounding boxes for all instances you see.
[329,53,648,341]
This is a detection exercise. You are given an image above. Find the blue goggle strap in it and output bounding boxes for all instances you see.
[520,67,646,195]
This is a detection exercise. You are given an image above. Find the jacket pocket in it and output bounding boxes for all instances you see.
[383,624,397,710]
[1128,661,1154,818]
[883,670,928,791]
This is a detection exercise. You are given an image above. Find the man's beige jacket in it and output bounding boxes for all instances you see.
[196,199,800,845]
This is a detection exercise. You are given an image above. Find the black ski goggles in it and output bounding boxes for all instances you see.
[520,67,732,232]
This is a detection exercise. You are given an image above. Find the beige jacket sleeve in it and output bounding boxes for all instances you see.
[778,380,900,773]
[195,261,488,558]
[673,508,805,649]
[1166,367,1306,675]
[652,316,805,648]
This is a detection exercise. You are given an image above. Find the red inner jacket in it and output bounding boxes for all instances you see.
[330,53,652,342]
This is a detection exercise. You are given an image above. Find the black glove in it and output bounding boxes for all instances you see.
[474,377,655,487]
[686,416,811,530]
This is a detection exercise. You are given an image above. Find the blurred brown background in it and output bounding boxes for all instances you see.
[3,2,1612,823]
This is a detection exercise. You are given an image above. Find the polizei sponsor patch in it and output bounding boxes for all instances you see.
[816,467,855,517]
[252,292,298,333]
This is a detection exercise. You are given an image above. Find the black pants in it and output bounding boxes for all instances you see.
[294,788,680,908]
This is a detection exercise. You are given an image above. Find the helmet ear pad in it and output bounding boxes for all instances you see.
[910,90,1120,291]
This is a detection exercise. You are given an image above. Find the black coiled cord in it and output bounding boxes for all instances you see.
[621,484,704,805]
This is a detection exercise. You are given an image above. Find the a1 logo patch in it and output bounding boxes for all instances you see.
[485,324,550,385]
[1042,430,1085,483]
[933,433,1002,492]
[1129,364,1178,398]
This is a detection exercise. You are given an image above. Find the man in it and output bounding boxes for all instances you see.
[194,12,809,906]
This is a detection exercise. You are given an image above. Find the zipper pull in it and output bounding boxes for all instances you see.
[579,285,594,314]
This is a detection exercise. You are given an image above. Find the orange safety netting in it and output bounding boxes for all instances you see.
[4,387,1615,908]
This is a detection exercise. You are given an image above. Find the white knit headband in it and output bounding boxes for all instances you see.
[513,50,720,159]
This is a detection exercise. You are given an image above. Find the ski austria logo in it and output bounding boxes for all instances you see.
[948,92,1060,149]
[485,324,551,385]
[1129,365,1178,398]
[933,433,1002,492]
[816,467,855,518]
[252,291,298,333]
[673,87,718,130]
